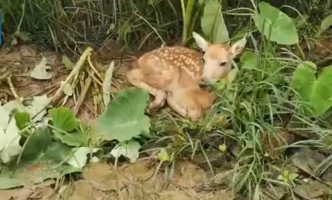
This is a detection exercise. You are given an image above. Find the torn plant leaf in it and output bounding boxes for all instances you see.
[26,95,51,122]
[0,101,26,164]
[66,147,99,169]
[61,81,73,96]
[110,140,141,163]
[30,56,53,80]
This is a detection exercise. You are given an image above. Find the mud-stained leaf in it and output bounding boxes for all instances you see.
[0,128,76,189]
[253,2,298,45]
[110,140,141,163]
[0,113,22,163]
[66,147,99,169]
[30,56,53,80]
[294,180,330,199]
[291,148,325,176]
[62,55,75,70]
[98,87,150,142]
[0,100,28,163]
[102,61,115,107]
[26,95,51,122]
[62,81,74,96]
[0,100,26,130]
[0,119,21,164]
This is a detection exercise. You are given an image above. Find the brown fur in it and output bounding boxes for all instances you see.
[125,33,246,119]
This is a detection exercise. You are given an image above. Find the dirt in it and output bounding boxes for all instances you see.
[0,160,234,200]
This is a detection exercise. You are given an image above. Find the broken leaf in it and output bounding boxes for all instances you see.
[26,95,51,122]
[62,81,73,96]
[110,140,141,163]
[66,147,99,169]
[0,128,76,189]
[0,113,22,163]
[30,56,53,80]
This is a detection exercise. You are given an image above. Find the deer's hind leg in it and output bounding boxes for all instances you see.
[126,67,167,110]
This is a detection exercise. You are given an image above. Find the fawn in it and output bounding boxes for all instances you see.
[126,32,246,120]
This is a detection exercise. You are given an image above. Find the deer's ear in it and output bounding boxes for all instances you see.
[230,36,247,57]
[193,32,209,52]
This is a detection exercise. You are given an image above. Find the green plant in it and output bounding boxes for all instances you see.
[291,61,332,117]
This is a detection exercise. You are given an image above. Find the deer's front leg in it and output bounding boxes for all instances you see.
[149,90,167,110]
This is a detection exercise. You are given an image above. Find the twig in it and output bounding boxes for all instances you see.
[0,71,11,81]
[74,75,92,115]
[31,47,93,120]
[52,47,93,101]
[87,55,104,82]
[7,76,20,99]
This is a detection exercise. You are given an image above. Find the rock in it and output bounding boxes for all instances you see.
[293,180,330,199]
[291,148,325,176]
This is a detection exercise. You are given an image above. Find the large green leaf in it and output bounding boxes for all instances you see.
[97,87,150,142]
[201,0,229,43]
[49,107,89,147]
[292,62,332,117]
[0,128,75,189]
[49,107,78,132]
[20,127,72,165]
[253,2,298,45]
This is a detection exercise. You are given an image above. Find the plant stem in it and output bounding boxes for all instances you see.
[296,43,305,60]
[182,0,195,45]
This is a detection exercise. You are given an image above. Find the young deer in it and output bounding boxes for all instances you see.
[126,32,246,119]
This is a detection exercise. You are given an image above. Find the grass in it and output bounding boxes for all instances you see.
[2,0,332,199]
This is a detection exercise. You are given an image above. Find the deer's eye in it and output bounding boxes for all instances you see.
[219,62,227,67]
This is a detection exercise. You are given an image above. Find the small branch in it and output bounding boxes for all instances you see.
[31,47,93,120]
[74,75,92,115]
[7,76,20,99]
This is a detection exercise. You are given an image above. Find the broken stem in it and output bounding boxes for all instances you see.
[31,47,93,120]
